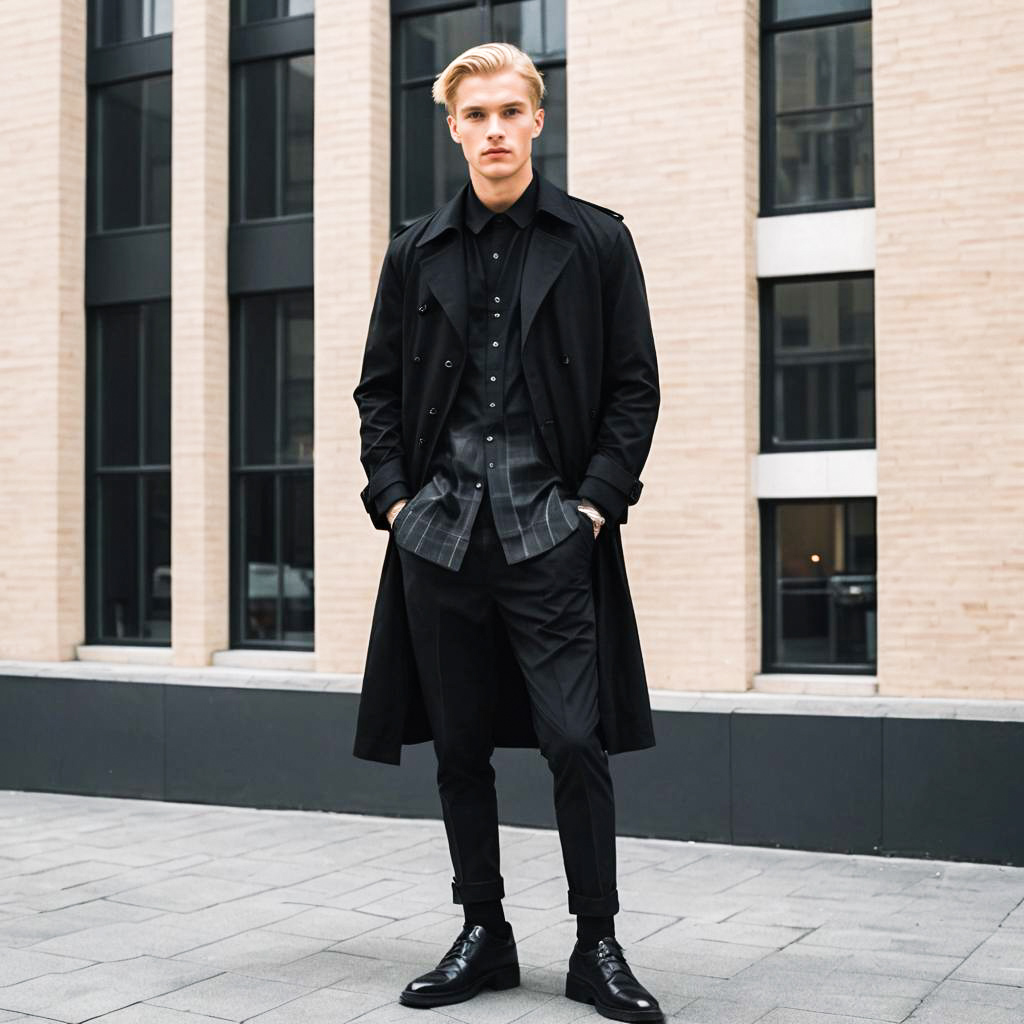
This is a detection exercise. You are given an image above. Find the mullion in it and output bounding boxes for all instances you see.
[276,58,286,216]
[140,78,150,225]
[274,299,285,640]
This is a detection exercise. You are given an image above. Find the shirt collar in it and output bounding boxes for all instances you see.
[464,169,539,234]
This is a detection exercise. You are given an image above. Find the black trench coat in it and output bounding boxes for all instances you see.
[352,163,661,765]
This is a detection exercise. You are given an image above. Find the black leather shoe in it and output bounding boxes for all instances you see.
[565,936,664,1022]
[399,922,520,1008]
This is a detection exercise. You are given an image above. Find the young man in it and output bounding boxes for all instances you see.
[352,42,662,1021]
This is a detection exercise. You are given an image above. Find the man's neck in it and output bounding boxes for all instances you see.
[469,162,534,214]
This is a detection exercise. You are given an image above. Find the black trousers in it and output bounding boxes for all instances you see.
[396,494,619,917]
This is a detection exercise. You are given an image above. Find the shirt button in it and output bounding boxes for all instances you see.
[475,482,482,489]
[488,462,495,468]
[492,252,499,259]
[489,375,496,382]
[489,401,496,408]
[444,359,453,367]
[494,296,501,303]
[429,407,437,414]
[493,312,501,318]
[486,435,493,442]
[492,341,499,347]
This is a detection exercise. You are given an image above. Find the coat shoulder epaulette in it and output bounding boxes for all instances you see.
[570,195,624,221]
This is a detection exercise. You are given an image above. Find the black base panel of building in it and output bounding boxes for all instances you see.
[2,675,1022,866]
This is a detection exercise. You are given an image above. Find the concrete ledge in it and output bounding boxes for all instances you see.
[3,659,1024,720]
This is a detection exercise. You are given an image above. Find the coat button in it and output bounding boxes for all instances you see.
[429,407,437,415]
[560,354,570,364]
[444,359,453,368]
[413,355,421,363]
[418,303,429,313]
[418,437,425,445]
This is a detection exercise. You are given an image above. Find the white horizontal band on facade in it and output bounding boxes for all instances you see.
[757,207,875,278]
[754,449,877,499]
[3,658,1024,723]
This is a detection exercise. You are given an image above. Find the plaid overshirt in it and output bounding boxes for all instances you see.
[385,171,582,572]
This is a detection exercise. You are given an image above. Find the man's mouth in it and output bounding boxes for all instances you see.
[484,149,510,156]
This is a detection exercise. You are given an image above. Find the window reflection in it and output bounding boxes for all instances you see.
[233,292,314,647]
[767,276,874,446]
[91,76,172,232]
[232,55,314,222]
[768,500,876,669]
[766,11,873,209]
[89,302,172,644]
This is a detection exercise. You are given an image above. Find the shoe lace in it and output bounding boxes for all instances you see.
[438,931,474,967]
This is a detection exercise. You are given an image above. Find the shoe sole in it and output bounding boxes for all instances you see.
[565,971,665,1023]
[399,962,520,1007]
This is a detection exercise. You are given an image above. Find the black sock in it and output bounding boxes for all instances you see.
[576,913,615,951]
[463,899,510,939]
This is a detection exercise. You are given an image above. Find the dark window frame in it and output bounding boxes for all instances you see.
[760,496,877,674]
[759,270,875,453]
[229,290,315,651]
[229,10,314,296]
[86,0,172,306]
[389,0,567,233]
[85,301,172,646]
[759,0,873,217]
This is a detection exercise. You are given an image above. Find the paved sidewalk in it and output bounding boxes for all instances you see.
[0,792,1022,1023]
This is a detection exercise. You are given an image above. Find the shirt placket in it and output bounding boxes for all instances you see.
[482,215,510,489]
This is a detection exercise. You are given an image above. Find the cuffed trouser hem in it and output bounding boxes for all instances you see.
[568,887,620,916]
[451,876,506,905]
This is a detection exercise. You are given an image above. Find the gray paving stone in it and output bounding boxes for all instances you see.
[147,972,311,1020]
[0,899,158,948]
[0,948,93,986]
[243,987,393,1022]
[94,1005,226,1023]
[107,873,271,913]
[171,926,329,972]
[0,955,220,1023]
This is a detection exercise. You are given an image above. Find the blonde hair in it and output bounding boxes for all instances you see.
[432,42,545,118]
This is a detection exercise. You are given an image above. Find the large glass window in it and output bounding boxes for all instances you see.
[231,292,314,648]
[761,274,874,449]
[762,0,872,213]
[86,303,172,644]
[94,0,172,47]
[89,75,172,232]
[762,499,876,671]
[392,0,566,229]
[231,55,314,222]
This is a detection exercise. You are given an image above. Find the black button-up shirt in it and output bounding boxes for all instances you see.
[388,171,580,571]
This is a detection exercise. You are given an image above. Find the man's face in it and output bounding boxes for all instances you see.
[447,69,544,181]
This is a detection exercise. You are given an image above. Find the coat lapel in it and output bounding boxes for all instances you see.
[415,164,580,355]
[520,225,574,357]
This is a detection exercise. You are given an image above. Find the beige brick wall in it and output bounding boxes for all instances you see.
[170,0,231,665]
[314,0,392,672]
[0,1,86,659]
[566,0,762,691]
[873,0,1024,697]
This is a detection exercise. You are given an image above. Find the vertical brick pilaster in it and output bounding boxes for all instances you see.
[873,0,1024,697]
[170,0,230,665]
[313,0,392,672]
[566,0,762,692]
[0,1,86,659]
